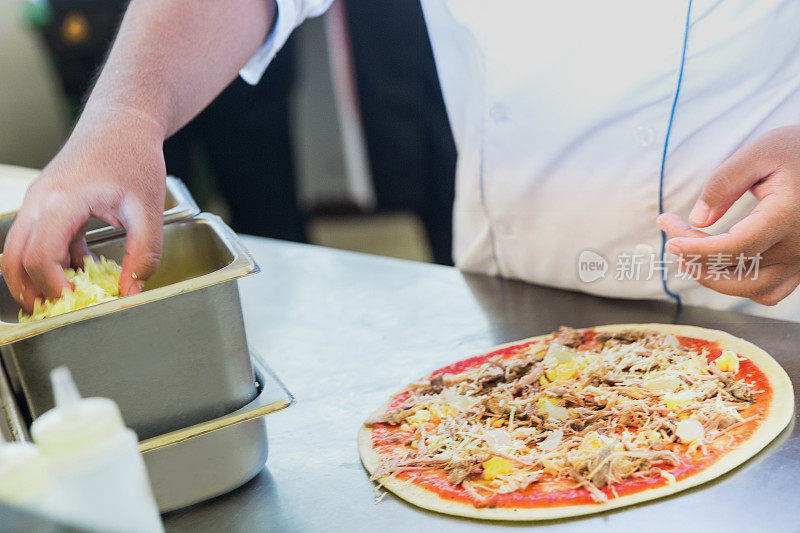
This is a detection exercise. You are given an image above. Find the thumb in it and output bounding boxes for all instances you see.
[657,213,711,254]
[118,200,163,296]
[691,137,776,227]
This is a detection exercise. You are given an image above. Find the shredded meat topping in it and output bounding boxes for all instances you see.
[366,327,760,503]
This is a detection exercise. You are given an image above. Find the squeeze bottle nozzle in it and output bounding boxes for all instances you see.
[51,365,81,409]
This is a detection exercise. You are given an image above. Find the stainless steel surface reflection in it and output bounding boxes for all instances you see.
[164,238,800,532]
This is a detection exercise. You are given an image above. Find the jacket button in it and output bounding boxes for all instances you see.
[634,125,655,147]
[490,104,508,123]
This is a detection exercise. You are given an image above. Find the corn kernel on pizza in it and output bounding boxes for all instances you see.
[358,324,793,520]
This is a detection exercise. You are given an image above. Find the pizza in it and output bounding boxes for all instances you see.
[358,324,793,520]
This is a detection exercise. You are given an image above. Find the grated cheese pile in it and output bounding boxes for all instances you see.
[18,256,123,322]
[366,327,758,504]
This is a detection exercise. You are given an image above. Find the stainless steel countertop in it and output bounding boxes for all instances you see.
[164,238,800,533]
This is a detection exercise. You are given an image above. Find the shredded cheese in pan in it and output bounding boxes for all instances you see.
[366,327,758,503]
[18,256,123,322]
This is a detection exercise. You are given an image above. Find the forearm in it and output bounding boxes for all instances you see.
[78,0,275,139]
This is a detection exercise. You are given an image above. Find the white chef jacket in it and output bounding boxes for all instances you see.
[241,0,800,322]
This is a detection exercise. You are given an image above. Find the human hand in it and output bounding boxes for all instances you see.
[1,107,167,313]
[658,126,800,306]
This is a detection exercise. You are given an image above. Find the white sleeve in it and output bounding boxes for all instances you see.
[240,0,333,85]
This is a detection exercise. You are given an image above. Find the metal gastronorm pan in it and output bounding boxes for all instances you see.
[0,213,260,439]
[141,357,293,512]
[1,355,293,513]
[0,167,199,249]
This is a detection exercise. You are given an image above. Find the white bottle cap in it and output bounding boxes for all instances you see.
[31,366,126,457]
[0,442,48,505]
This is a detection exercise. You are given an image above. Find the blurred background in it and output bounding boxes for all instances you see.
[0,0,457,265]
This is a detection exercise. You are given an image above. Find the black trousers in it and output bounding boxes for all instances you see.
[163,36,307,242]
[344,0,457,265]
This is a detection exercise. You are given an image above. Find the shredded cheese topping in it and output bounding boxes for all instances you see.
[366,327,759,504]
[18,256,123,322]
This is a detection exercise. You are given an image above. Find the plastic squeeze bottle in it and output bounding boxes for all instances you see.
[0,441,53,513]
[30,366,163,533]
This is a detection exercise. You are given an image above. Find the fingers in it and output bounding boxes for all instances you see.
[663,195,786,261]
[68,237,93,269]
[676,127,800,305]
[118,199,163,296]
[23,211,82,300]
[683,262,791,301]
[690,135,777,227]
[750,269,800,306]
[659,212,800,305]
[68,223,94,270]
[2,220,42,313]
[657,213,711,245]
[3,187,91,308]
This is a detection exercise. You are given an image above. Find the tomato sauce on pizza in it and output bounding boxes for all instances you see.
[362,326,779,513]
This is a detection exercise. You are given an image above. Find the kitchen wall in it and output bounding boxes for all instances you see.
[0,0,68,168]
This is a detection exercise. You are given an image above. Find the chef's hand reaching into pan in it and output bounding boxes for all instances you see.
[658,126,800,306]
[1,108,167,313]
[0,0,275,314]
